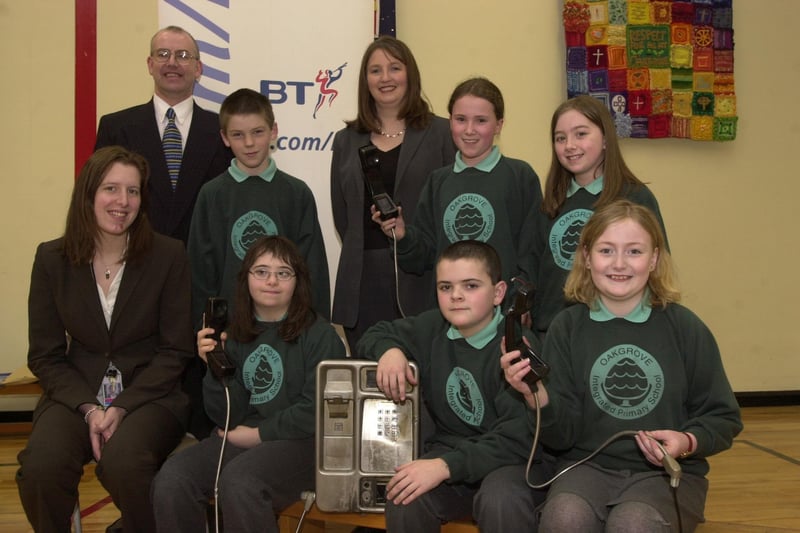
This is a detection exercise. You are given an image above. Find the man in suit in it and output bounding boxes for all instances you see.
[95,25,232,245]
[95,26,231,440]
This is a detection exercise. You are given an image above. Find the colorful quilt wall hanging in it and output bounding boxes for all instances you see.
[562,0,737,141]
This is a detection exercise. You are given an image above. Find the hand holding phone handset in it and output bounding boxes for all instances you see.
[198,297,235,532]
[202,297,235,380]
[359,144,406,318]
[359,144,399,221]
[505,277,549,392]
[500,288,682,515]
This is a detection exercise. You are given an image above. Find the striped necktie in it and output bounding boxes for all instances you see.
[162,107,182,190]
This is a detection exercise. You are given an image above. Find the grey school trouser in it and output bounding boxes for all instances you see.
[152,433,314,533]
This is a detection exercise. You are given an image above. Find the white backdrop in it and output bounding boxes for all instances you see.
[159,0,376,312]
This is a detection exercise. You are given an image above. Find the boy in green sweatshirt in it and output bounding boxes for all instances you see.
[357,240,546,532]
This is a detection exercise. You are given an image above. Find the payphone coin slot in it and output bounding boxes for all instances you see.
[322,369,354,470]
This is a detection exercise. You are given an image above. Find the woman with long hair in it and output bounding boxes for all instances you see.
[17,146,194,533]
[331,35,456,352]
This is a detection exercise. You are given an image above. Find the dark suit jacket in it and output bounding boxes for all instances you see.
[330,116,456,326]
[27,234,194,424]
[95,99,232,244]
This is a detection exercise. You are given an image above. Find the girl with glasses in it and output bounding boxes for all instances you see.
[153,235,346,532]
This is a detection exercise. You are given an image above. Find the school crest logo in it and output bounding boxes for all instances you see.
[549,208,593,270]
[242,344,284,404]
[231,210,279,259]
[590,344,664,420]
[443,194,495,242]
[445,367,484,426]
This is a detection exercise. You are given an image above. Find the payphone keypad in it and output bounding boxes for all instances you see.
[376,406,399,441]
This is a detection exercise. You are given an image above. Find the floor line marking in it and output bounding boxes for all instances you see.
[737,439,800,466]
[81,495,114,518]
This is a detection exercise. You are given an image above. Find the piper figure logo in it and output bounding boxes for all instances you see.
[313,63,347,118]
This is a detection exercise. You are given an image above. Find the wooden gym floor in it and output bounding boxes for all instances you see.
[0,405,798,532]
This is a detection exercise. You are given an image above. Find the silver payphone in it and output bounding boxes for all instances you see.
[315,360,419,513]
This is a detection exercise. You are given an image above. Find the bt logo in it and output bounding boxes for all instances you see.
[261,62,348,119]
[260,80,314,104]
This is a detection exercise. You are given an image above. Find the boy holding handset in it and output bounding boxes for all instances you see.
[357,240,546,532]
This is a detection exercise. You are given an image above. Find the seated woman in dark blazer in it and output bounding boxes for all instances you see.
[16,146,194,533]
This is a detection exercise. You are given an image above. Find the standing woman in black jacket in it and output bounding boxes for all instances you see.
[330,35,456,353]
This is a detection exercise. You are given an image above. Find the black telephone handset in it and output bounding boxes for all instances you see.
[505,277,550,392]
[204,297,235,379]
[359,144,399,221]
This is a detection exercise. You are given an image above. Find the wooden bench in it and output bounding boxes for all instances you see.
[275,501,737,533]
[0,382,41,435]
[3,382,473,532]
[277,500,479,533]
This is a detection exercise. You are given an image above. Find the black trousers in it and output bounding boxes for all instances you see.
[17,401,183,533]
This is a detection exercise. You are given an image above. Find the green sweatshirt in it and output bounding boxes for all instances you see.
[203,315,346,441]
[357,308,537,484]
[540,301,742,477]
[532,181,667,337]
[188,164,330,326]
[397,154,542,287]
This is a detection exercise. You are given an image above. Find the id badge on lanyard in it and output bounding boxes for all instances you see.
[97,362,124,408]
